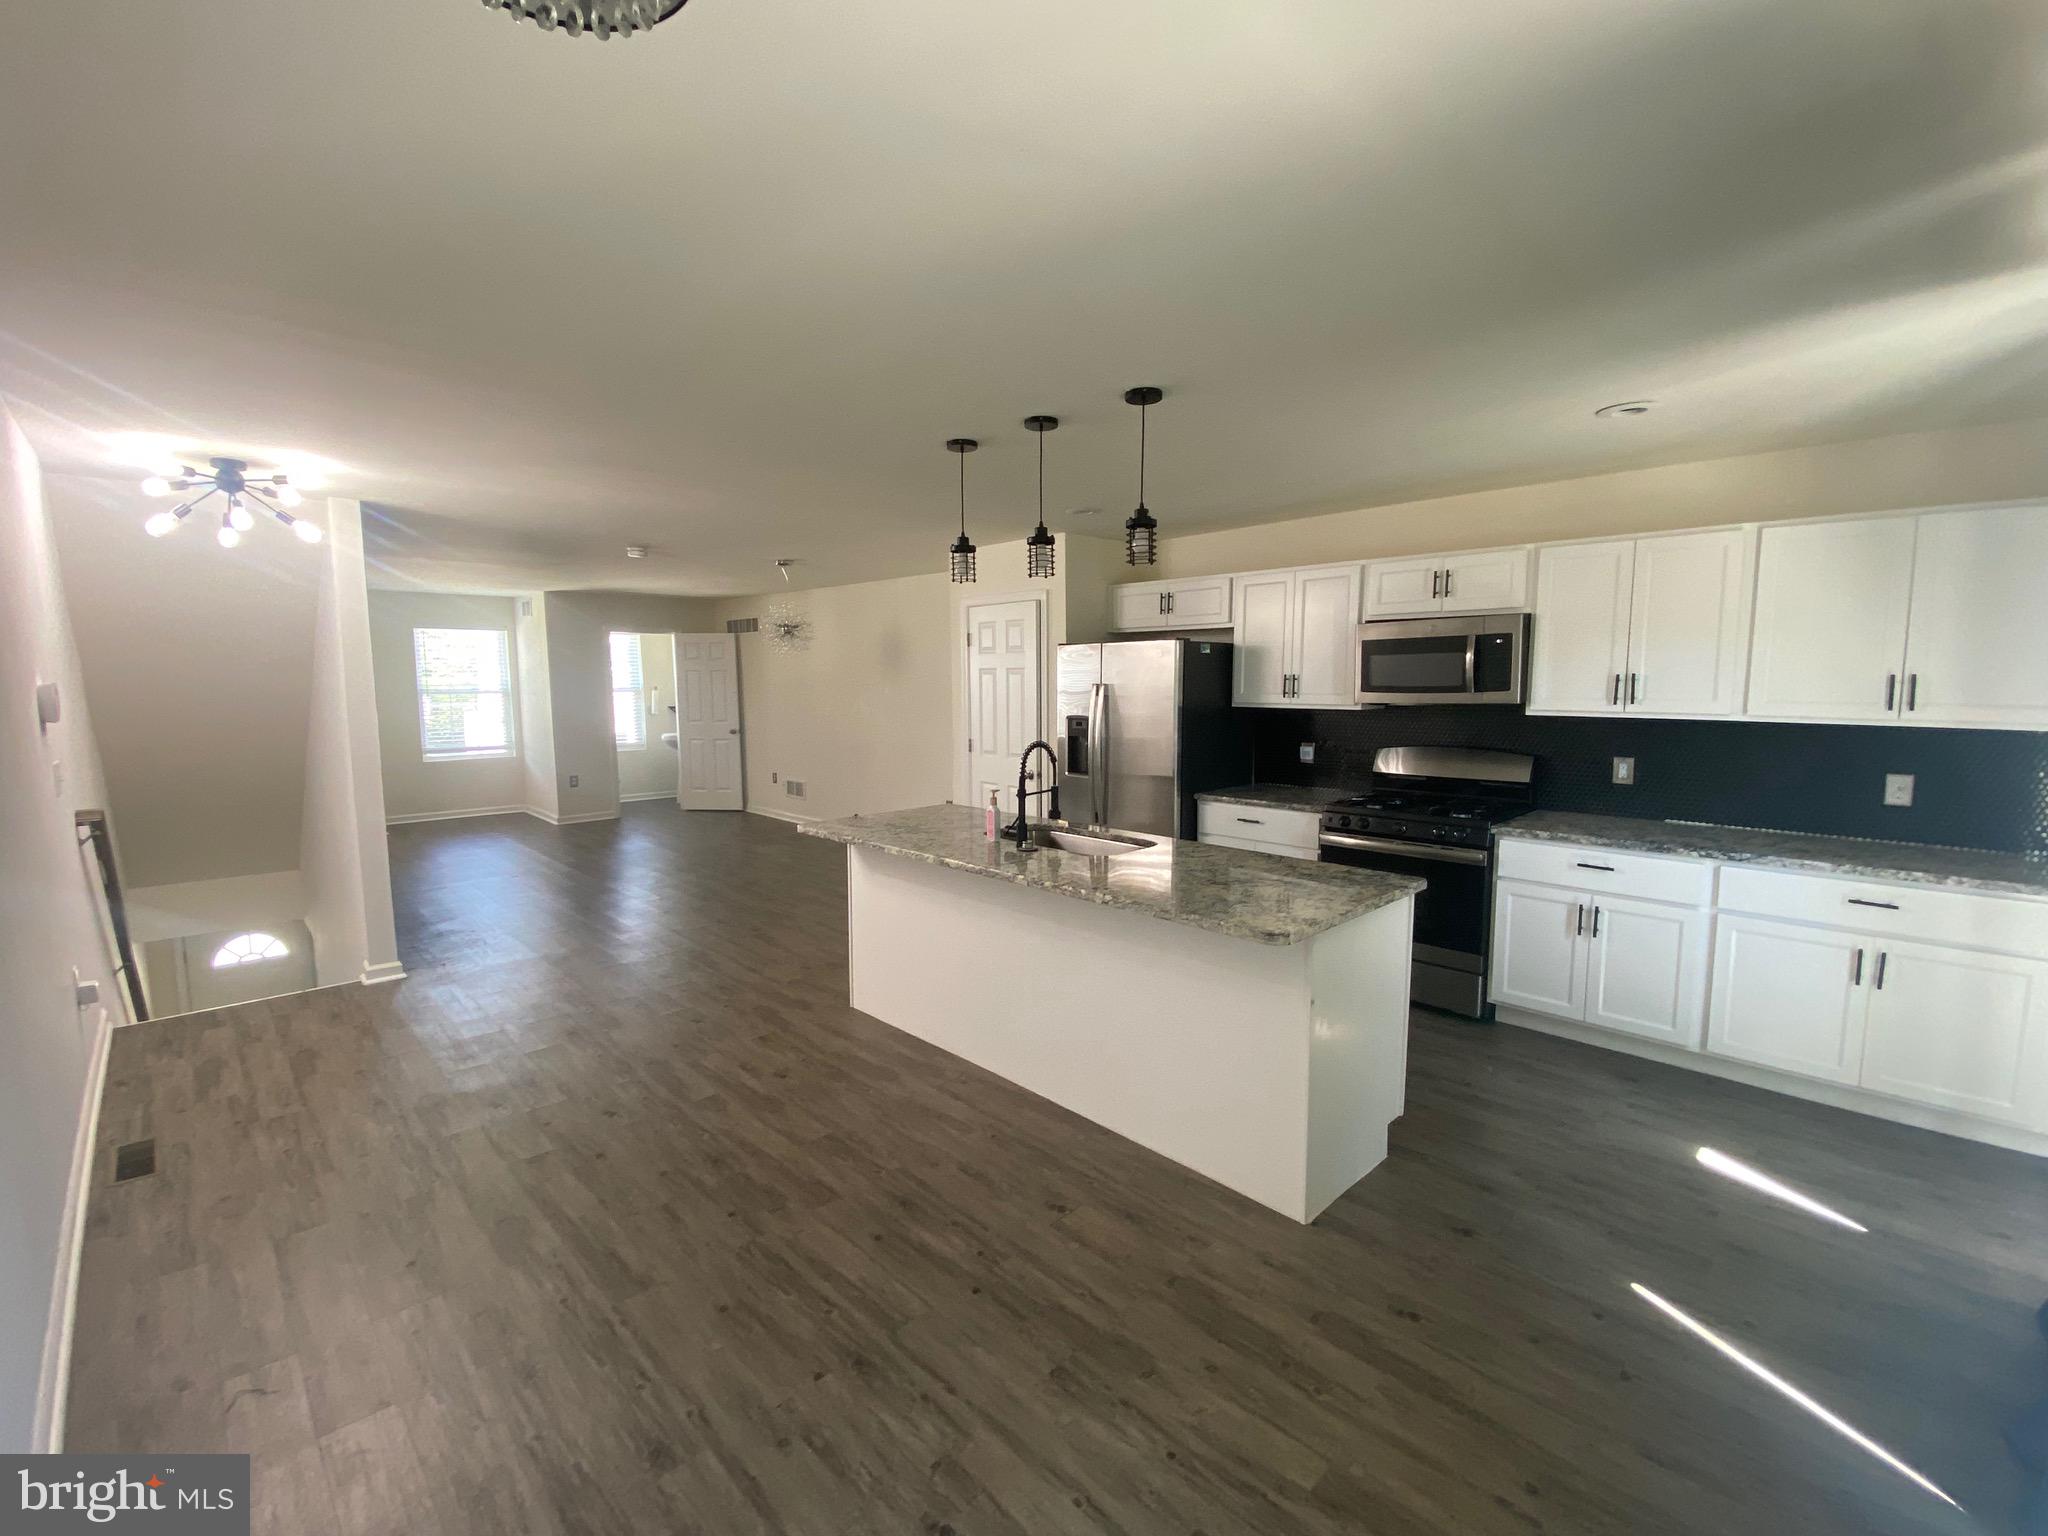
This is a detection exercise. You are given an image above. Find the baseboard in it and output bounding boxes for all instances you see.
[1493,1004,2048,1158]
[385,805,527,826]
[34,1004,114,1453]
[618,791,678,804]
[747,805,813,825]
[523,807,620,827]
[359,961,407,986]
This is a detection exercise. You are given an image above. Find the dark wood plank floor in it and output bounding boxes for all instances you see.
[68,805,2046,1534]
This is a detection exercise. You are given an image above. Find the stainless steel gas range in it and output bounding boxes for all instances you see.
[1316,746,1534,1018]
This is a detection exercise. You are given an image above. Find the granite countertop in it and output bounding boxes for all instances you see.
[1195,784,1357,814]
[1498,811,2048,899]
[800,804,1424,945]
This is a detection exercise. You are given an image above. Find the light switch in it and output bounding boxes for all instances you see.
[1298,742,1315,764]
[1611,756,1635,786]
[1884,773,1915,807]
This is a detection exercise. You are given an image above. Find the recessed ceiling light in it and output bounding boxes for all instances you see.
[1594,400,1655,418]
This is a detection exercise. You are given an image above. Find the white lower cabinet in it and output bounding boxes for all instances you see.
[1490,878,1707,1046]
[1859,939,2048,1125]
[1705,914,1868,1084]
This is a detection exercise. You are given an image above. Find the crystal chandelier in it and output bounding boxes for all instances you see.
[479,0,689,38]
[140,458,323,548]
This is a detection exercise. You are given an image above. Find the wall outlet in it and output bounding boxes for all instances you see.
[786,779,806,799]
[1611,756,1635,786]
[1883,773,1915,807]
[1298,742,1315,764]
[568,774,579,789]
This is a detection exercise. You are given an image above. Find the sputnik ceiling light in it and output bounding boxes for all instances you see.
[946,438,978,584]
[479,0,688,39]
[141,457,322,548]
[1024,415,1059,580]
[1122,386,1164,566]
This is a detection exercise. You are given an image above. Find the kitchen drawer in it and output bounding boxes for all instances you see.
[1717,866,2048,961]
[1196,801,1321,851]
[1199,831,1320,862]
[1495,838,1714,908]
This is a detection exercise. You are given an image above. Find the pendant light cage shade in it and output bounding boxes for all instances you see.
[1123,386,1164,567]
[480,0,688,39]
[946,438,978,584]
[1024,414,1059,580]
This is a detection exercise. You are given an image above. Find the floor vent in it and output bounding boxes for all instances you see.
[113,1139,156,1183]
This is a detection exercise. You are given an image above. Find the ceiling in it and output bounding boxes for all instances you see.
[4,0,2047,595]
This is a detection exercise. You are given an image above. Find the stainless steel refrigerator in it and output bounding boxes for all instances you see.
[1056,639,1251,839]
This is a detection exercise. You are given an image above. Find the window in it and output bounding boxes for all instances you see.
[413,627,514,760]
[610,632,646,749]
[211,932,289,968]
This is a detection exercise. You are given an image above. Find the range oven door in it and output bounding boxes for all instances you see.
[1319,831,1495,1017]
[1355,613,1526,706]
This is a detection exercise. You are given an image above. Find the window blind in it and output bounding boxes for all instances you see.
[413,627,514,759]
[610,632,646,748]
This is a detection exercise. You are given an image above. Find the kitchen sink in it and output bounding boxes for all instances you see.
[1026,825,1158,857]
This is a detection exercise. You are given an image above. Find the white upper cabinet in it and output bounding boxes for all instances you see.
[1362,546,1530,618]
[1899,505,2048,728]
[1527,540,1634,714]
[1231,564,1361,708]
[1111,576,1233,632]
[1745,517,1916,721]
[1624,529,1753,717]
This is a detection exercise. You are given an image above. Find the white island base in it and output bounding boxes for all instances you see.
[845,845,1416,1223]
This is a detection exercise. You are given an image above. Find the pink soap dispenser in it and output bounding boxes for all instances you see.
[986,790,1000,841]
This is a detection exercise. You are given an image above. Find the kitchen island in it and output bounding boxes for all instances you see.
[799,804,1423,1222]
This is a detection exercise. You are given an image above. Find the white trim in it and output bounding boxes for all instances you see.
[747,804,817,825]
[33,1005,113,1453]
[1494,1004,2048,1158]
[385,805,528,826]
[618,791,677,804]
[525,807,620,827]
[360,961,407,986]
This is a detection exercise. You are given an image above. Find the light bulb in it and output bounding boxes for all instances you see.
[293,519,324,544]
[229,502,255,533]
[217,522,241,549]
[275,484,303,509]
[144,511,179,537]
[140,476,172,498]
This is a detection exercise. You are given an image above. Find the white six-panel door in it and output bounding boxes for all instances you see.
[675,632,744,810]
[965,598,1042,817]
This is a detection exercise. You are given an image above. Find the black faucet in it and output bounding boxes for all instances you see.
[1008,740,1061,847]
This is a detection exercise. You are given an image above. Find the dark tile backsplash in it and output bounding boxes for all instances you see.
[1250,707,2048,856]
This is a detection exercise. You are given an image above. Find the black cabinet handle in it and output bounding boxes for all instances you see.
[1628,672,1639,704]
[1575,903,1585,936]
[1575,861,1616,871]
[1847,898,1899,910]
[1885,673,1896,710]
[1432,570,1442,599]
[1591,906,1602,938]
[1874,951,1888,990]
[1852,948,1864,985]
[1235,816,1264,825]
[1906,673,1918,711]
[1442,568,1453,598]
[1611,673,1622,706]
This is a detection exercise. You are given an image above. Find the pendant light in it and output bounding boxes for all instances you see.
[1122,386,1164,566]
[1023,415,1059,580]
[946,437,978,583]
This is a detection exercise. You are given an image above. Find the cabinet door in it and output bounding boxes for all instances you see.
[1901,506,2048,728]
[1361,557,1444,618]
[1440,547,1530,615]
[1289,565,1363,708]
[1582,895,1710,1048]
[1860,940,2048,1125]
[1112,583,1171,632]
[1490,880,1587,1019]
[1746,518,1914,721]
[1231,571,1294,706]
[1705,915,1868,1083]
[1527,541,1633,713]
[1624,528,1752,717]
[1165,577,1233,629]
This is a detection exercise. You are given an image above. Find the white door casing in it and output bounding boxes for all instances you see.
[965,598,1043,818]
[675,632,744,810]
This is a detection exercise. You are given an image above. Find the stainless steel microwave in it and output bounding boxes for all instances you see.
[1355,612,1528,706]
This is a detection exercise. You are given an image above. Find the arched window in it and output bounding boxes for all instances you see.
[210,932,290,969]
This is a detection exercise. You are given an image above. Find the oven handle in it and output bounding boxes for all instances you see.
[1319,832,1488,866]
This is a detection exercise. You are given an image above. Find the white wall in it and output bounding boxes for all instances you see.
[614,631,678,800]
[1119,416,2048,581]
[514,595,558,822]
[0,406,124,1452]
[366,590,526,821]
[299,500,401,989]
